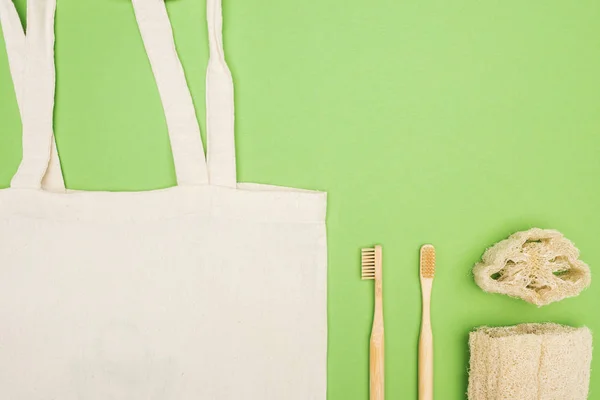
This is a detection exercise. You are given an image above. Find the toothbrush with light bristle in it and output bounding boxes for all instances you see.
[419,244,436,400]
[362,245,384,400]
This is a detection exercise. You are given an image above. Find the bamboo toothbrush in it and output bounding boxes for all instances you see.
[362,245,384,400]
[419,244,436,400]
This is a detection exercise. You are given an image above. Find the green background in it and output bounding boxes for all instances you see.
[1,0,600,398]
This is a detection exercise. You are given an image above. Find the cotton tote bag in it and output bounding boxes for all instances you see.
[0,0,327,398]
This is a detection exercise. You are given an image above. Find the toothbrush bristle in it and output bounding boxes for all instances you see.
[420,244,436,279]
[361,247,376,280]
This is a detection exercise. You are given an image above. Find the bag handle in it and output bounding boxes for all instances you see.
[1,0,64,190]
[206,0,236,187]
[132,0,209,186]
[3,0,237,189]
[132,0,236,188]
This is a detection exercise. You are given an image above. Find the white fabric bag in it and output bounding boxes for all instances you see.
[0,0,327,398]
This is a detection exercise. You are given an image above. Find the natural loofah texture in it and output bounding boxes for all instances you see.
[468,324,592,400]
[473,228,591,306]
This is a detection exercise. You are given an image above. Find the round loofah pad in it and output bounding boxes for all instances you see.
[473,228,591,306]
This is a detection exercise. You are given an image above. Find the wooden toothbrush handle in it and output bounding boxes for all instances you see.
[370,245,384,400]
[419,324,433,400]
[370,331,385,400]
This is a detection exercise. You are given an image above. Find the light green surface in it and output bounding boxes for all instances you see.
[2,0,600,398]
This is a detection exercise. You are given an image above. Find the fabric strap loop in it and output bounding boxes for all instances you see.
[1,0,64,190]
[131,0,209,186]
[3,0,237,189]
[206,0,236,187]
[132,0,237,187]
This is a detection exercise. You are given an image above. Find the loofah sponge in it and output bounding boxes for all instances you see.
[468,323,592,400]
[473,228,591,306]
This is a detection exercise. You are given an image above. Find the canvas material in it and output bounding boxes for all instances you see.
[0,0,64,191]
[0,0,327,398]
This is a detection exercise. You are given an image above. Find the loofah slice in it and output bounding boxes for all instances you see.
[473,228,591,306]
[468,323,593,400]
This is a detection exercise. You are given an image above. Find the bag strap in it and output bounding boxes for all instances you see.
[3,0,237,189]
[132,0,209,186]
[206,0,236,187]
[1,0,64,190]
[132,0,236,187]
